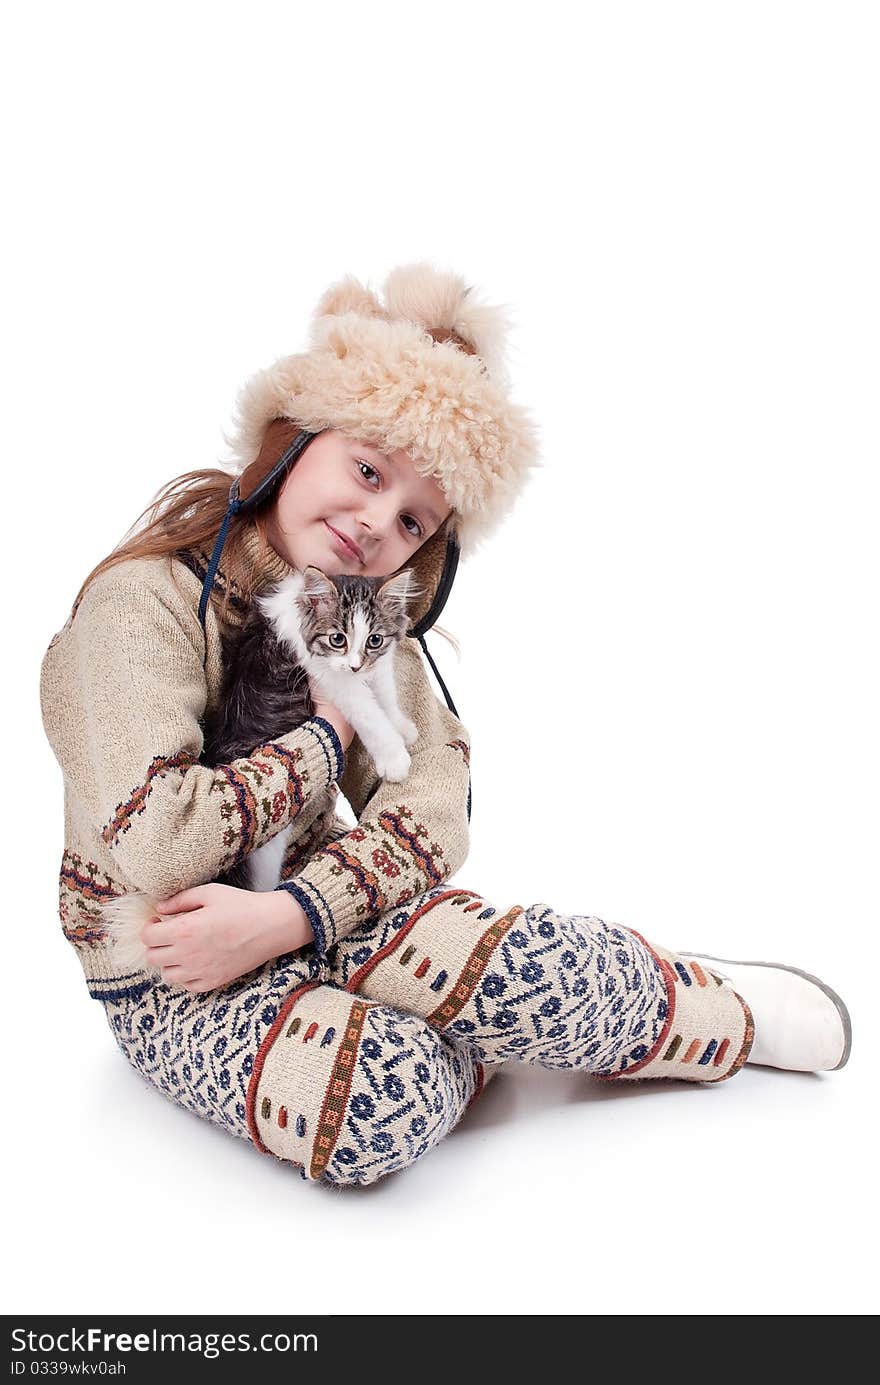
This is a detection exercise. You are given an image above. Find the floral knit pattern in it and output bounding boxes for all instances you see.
[98,951,482,1187]
[318,1005,479,1185]
[100,954,314,1141]
[332,886,670,1074]
[95,877,753,1186]
[281,789,468,958]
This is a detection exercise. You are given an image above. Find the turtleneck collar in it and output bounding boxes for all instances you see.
[233,524,295,591]
[178,522,294,629]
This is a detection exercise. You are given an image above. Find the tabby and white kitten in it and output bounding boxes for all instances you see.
[101,564,419,972]
[211,564,420,892]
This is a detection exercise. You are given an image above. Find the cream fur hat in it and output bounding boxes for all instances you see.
[224,262,540,559]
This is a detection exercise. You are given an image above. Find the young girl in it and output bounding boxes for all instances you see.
[40,262,851,1187]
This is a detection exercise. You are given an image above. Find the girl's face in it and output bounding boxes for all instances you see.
[264,429,452,577]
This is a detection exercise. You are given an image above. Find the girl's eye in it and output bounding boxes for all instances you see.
[367,633,384,649]
[328,632,347,649]
[357,460,423,540]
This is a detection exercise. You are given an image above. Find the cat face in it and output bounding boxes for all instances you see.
[297,566,419,672]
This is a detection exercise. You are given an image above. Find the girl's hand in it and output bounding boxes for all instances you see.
[140,883,313,994]
[307,673,355,752]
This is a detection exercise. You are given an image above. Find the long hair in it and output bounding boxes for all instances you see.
[72,419,459,648]
[73,420,313,625]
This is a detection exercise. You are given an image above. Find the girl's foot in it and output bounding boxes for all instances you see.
[679,953,851,1072]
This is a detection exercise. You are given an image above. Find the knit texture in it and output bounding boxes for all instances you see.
[330,887,753,1081]
[333,887,669,1072]
[97,948,487,1186]
[248,982,483,1183]
[42,526,755,1190]
[593,935,755,1083]
[40,528,471,987]
[94,877,751,1187]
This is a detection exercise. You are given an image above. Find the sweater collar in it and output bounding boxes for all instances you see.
[234,525,294,590]
[179,524,293,627]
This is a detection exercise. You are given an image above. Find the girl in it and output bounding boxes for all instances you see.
[40,263,850,1187]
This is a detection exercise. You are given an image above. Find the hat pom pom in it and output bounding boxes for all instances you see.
[382,261,513,384]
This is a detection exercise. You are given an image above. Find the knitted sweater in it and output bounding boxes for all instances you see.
[40,528,472,989]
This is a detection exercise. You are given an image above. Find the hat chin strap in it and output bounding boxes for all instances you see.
[197,493,241,630]
[409,537,471,820]
[198,430,322,630]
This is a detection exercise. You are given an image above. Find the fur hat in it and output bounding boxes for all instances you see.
[223,262,540,558]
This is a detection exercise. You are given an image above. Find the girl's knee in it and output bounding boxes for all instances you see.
[249,986,479,1187]
[99,945,481,1186]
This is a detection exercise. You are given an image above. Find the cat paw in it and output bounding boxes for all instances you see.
[374,748,412,782]
[395,717,419,748]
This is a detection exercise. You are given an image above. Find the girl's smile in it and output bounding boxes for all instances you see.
[323,520,365,564]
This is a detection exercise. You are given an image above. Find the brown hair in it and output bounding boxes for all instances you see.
[72,419,306,624]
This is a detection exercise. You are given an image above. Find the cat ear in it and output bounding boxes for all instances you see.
[377,568,422,611]
[300,566,337,609]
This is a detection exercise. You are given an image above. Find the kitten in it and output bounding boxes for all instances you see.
[211,564,420,891]
[101,564,420,973]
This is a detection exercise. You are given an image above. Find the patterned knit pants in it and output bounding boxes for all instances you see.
[97,884,754,1187]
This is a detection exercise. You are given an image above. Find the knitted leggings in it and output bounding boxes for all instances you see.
[98,883,754,1187]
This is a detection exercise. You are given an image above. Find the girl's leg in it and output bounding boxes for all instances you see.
[98,954,487,1187]
[327,886,755,1083]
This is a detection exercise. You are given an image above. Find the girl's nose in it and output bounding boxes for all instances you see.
[359,493,399,540]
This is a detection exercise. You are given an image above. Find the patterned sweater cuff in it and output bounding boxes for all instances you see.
[301,716,345,783]
[276,878,338,962]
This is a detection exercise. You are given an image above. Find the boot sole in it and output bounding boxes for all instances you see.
[680,953,852,1070]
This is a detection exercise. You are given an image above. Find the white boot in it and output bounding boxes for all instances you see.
[679,953,851,1072]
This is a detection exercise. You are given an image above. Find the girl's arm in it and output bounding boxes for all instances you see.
[276,636,471,960]
[40,557,345,900]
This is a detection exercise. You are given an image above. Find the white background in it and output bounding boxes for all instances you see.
[6,0,878,1317]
